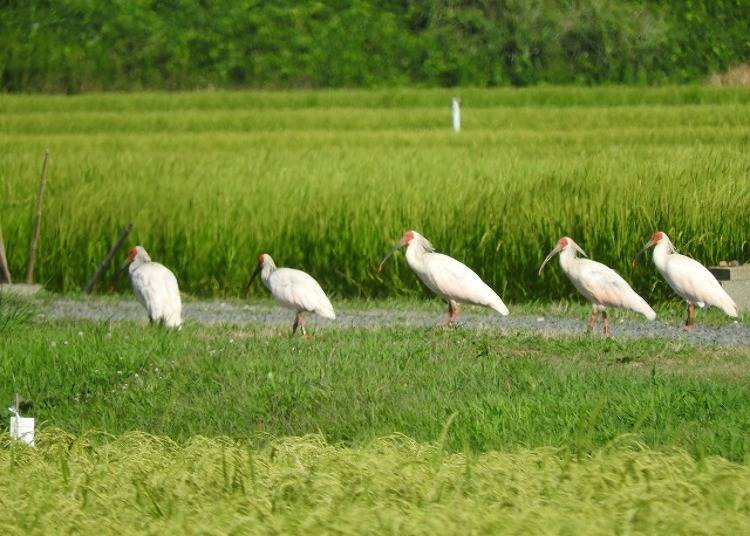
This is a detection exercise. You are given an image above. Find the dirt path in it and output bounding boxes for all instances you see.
[39,298,750,346]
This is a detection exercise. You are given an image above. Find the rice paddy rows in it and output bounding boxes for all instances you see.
[1,87,748,302]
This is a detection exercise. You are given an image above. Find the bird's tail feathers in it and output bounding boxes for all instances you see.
[718,295,739,317]
[633,296,656,321]
[489,296,510,316]
[162,309,183,329]
[316,305,336,320]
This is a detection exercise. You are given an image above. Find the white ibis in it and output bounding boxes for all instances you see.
[120,246,182,329]
[245,254,335,335]
[634,231,738,330]
[539,236,655,336]
[378,230,509,325]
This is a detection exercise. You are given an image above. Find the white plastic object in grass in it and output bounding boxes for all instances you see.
[8,406,34,446]
[452,97,461,132]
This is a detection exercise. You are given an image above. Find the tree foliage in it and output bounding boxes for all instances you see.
[1,0,748,92]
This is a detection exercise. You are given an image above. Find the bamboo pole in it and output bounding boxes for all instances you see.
[0,223,11,283]
[25,150,49,284]
[84,224,133,294]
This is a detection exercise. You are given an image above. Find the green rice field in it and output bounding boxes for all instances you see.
[3,432,750,534]
[1,87,748,301]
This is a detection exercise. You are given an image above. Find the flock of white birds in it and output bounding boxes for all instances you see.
[121,230,739,336]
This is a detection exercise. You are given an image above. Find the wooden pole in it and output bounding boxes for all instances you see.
[25,150,49,284]
[0,223,11,283]
[84,223,133,294]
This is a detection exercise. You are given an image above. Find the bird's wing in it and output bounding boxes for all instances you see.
[425,253,508,313]
[271,268,335,319]
[131,263,182,325]
[665,254,737,315]
[574,259,655,318]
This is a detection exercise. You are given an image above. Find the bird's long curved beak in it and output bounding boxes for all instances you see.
[538,244,562,275]
[632,239,656,268]
[243,264,262,298]
[115,258,131,278]
[378,240,406,272]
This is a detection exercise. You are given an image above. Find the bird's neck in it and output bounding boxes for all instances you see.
[558,246,579,274]
[405,241,431,271]
[652,241,673,272]
[129,257,149,273]
[260,262,276,285]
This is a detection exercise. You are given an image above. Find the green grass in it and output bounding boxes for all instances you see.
[3,320,750,461]
[1,87,748,301]
[3,432,750,534]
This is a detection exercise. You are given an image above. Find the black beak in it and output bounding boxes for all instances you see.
[115,258,131,285]
[243,264,262,299]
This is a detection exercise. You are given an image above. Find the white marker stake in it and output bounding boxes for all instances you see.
[9,407,35,446]
[452,97,461,132]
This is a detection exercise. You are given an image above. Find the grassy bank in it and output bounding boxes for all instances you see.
[2,320,750,460]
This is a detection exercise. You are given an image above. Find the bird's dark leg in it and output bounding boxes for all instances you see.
[683,303,696,331]
[602,310,610,337]
[587,308,599,332]
[292,311,307,336]
[446,301,459,327]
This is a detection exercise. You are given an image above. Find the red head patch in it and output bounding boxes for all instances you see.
[558,237,569,249]
[258,254,266,265]
[651,231,664,242]
[403,230,415,243]
[128,246,138,261]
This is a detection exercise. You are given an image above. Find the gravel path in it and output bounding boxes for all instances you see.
[39,298,750,347]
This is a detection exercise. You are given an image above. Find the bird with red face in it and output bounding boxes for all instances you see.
[633,231,738,330]
[244,254,335,336]
[378,230,509,325]
[120,246,182,329]
[540,236,655,336]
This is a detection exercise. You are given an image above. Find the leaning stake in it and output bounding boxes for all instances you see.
[25,150,49,284]
[84,223,133,294]
[0,223,11,283]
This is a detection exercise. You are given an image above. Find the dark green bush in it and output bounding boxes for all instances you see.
[0,0,748,92]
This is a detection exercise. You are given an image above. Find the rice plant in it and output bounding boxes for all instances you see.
[0,87,748,301]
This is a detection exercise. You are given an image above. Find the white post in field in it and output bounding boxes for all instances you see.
[9,394,35,446]
[451,97,461,132]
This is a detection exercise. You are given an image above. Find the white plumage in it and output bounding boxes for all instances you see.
[247,254,335,335]
[379,230,509,324]
[540,236,655,336]
[635,231,738,329]
[125,246,182,329]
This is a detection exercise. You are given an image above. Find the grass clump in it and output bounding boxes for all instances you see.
[0,293,35,332]
[2,431,750,534]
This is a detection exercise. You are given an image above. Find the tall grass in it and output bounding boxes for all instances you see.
[2,431,750,534]
[0,87,748,301]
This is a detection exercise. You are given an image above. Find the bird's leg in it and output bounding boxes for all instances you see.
[682,303,696,331]
[292,311,308,337]
[602,310,611,337]
[587,308,599,333]
[446,301,459,327]
[292,312,302,336]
